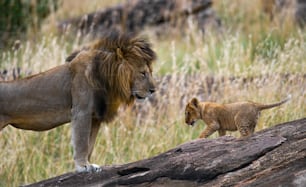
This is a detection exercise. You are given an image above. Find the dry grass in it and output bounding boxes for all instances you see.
[0,0,305,186]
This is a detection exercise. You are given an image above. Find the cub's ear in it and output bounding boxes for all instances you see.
[191,97,199,108]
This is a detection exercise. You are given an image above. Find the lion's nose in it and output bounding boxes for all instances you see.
[149,88,156,94]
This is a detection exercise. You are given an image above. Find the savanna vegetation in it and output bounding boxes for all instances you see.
[0,0,305,186]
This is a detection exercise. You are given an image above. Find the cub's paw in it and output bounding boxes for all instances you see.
[76,164,102,173]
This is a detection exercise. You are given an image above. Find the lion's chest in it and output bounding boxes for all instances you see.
[93,94,121,123]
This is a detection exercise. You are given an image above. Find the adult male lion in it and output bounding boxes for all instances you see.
[0,33,156,172]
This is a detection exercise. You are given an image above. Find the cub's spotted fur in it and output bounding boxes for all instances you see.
[185,96,291,138]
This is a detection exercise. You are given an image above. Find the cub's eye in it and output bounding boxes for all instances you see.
[140,72,146,77]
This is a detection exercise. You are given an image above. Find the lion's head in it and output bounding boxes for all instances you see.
[67,32,157,104]
[185,98,202,126]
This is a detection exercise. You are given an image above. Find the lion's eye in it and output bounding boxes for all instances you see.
[141,72,146,77]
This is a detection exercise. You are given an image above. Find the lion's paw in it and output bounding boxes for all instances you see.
[76,164,102,173]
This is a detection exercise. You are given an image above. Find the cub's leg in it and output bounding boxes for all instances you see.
[218,129,226,137]
[237,123,252,137]
[249,123,256,134]
[88,119,101,162]
[199,121,220,138]
[235,112,258,138]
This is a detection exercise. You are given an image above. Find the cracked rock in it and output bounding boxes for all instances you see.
[25,118,306,187]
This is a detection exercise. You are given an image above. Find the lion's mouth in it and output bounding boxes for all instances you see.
[136,94,146,100]
[188,120,196,126]
[134,93,147,101]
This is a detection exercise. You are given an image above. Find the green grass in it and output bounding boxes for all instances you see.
[0,0,306,186]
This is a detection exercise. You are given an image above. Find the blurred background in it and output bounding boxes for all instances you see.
[0,0,305,186]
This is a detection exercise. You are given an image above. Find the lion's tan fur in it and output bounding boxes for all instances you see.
[68,33,156,107]
[185,96,290,138]
[0,32,156,172]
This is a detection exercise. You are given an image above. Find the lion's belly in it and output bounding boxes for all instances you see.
[9,110,71,131]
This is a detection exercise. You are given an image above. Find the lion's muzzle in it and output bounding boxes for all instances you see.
[186,120,196,126]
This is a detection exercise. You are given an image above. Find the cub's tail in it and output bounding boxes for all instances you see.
[256,95,291,110]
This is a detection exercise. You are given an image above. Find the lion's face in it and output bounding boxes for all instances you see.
[131,65,156,101]
[185,98,201,126]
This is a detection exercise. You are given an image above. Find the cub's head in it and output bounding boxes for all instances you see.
[185,97,202,126]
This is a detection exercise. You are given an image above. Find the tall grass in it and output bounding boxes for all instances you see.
[0,0,305,186]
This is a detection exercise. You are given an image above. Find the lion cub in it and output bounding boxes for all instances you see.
[185,96,291,138]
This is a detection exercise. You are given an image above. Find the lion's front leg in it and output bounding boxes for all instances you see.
[71,111,101,172]
[71,116,89,168]
[71,73,101,172]
[88,119,101,161]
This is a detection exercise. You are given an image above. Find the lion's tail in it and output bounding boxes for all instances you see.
[256,94,291,110]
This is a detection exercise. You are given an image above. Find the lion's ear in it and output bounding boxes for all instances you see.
[66,50,81,62]
[191,97,199,108]
[116,48,124,60]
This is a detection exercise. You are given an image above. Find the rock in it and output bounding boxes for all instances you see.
[296,0,306,27]
[261,0,306,27]
[58,0,220,37]
[25,118,306,187]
